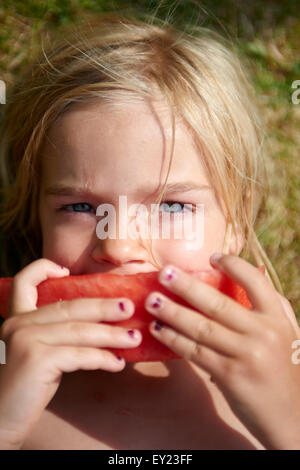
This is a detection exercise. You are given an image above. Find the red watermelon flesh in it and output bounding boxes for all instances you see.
[0,269,256,363]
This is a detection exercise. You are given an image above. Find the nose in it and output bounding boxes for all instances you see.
[91,236,149,267]
[91,202,154,268]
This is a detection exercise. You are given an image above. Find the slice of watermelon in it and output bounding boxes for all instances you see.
[0,269,255,363]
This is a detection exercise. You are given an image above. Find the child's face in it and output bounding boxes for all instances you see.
[38,98,237,275]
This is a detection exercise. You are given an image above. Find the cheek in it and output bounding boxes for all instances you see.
[204,211,228,251]
[40,220,93,269]
[151,212,227,271]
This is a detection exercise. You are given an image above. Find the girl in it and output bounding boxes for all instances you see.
[0,12,299,450]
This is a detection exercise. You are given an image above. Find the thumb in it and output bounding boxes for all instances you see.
[9,259,69,316]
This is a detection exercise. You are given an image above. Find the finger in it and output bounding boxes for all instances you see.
[19,321,142,349]
[5,297,135,332]
[149,320,227,381]
[10,259,70,315]
[209,253,282,314]
[157,265,253,333]
[145,292,242,357]
[48,345,127,373]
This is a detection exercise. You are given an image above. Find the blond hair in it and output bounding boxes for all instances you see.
[0,11,282,292]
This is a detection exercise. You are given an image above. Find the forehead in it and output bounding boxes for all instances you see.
[40,98,209,192]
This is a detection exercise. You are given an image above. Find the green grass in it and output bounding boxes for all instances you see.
[0,0,299,320]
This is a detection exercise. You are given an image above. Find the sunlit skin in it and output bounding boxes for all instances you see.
[36,99,300,449]
[1,99,299,450]
[37,98,300,449]
[38,99,239,274]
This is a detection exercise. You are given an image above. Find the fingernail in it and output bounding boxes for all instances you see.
[154,320,164,331]
[118,300,134,315]
[127,329,137,338]
[159,265,176,285]
[146,294,162,311]
[60,265,69,272]
[210,253,223,264]
[151,297,162,309]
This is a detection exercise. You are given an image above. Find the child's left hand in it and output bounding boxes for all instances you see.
[145,254,300,450]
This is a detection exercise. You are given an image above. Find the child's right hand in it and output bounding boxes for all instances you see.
[0,258,142,449]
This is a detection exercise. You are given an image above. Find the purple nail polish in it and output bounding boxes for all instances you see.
[151,297,162,309]
[154,320,164,331]
[127,329,136,338]
[160,266,176,284]
[117,355,123,361]
[119,301,125,312]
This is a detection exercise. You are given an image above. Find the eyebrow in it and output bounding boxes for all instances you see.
[44,182,212,198]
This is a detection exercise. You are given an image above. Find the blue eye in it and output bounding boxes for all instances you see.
[159,201,192,214]
[58,201,194,215]
[60,203,96,213]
